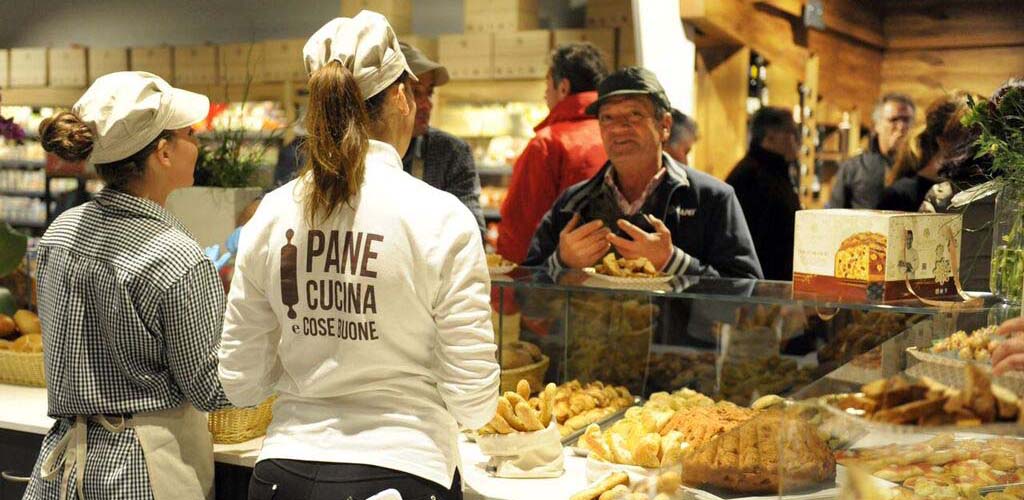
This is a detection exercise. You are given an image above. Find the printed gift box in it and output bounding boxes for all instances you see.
[792,210,963,303]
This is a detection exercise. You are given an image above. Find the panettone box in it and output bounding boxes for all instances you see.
[792,210,963,303]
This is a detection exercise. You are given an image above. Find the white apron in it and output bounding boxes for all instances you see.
[40,403,213,500]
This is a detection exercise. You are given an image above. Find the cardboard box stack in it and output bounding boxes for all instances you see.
[88,48,128,83]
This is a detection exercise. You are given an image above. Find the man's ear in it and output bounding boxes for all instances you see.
[660,111,672,142]
[557,78,571,99]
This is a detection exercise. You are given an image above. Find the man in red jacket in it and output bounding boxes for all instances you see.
[497,42,609,263]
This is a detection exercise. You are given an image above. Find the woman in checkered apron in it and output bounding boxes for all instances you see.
[23,72,232,500]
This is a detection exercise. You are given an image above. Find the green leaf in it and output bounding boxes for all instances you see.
[0,223,28,277]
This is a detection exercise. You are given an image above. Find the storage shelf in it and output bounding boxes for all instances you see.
[0,190,45,198]
[6,219,46,229]
[0,159,46,170]
[197,130,285,141]
[477,164,512,176]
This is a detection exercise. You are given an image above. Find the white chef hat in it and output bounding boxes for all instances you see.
[302,10,417,100]
[72,71,209,165]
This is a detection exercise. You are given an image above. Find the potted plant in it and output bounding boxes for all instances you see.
[964,83,1024,303]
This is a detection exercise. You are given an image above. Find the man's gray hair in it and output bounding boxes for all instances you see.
[669,108,698,146]
[872,92,916,124]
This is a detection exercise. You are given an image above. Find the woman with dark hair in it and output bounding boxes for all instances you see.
[217,11,499,500]
[24,72,231,500]
[921,78,1024,291]
[877,91,972,212]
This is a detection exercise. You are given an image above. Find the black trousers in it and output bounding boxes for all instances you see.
[248,459,463,500]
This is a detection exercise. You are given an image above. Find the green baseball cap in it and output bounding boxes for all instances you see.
[585,66,671,116]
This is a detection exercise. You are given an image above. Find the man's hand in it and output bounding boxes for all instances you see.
[992,317,1024,375]
[557,214,611,269]
[607,215,673,270]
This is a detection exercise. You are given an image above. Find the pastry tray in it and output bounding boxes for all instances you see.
[905,348,1024,394]
[819,392,1023,436]
[562,396,643,449]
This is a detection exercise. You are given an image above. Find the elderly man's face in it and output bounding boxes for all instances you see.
[410,71,436,137]
[598,95,670,168]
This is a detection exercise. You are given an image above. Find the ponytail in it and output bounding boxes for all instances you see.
[301,61,371,225]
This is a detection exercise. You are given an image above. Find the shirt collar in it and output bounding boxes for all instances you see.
[368,139,405,170]
[93,188,196,239]
[603,165,668,216]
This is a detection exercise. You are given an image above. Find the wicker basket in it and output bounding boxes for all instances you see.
[208,396,275,444]
[500,355,549,394]
[0,350,46,387]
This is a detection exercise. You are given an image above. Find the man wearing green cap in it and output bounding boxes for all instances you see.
[523,67,763,279]
[399,42,485,234]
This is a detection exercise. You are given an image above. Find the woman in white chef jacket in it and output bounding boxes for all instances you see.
[24,72,231,500]
[218,11,500,500]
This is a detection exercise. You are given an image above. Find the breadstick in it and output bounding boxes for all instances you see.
[538,393,552,427]
[516,401,544,431]
[497,398,528,432]
[570,472,630,500]
[517,379,532,400]
[488,414,513,434]
[504,392,528,409]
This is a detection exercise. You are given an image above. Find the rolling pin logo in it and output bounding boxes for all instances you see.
[281,229,299,319]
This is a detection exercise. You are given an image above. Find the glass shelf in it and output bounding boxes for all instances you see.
[495,267,995,316]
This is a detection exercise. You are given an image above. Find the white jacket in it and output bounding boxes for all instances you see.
[218,140,500,488]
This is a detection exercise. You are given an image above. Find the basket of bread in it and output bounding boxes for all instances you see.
[0,309,45,387]
[476,379,564,478]
[499,341,549,394]
[208,395,276,444]
[486,253,517,275]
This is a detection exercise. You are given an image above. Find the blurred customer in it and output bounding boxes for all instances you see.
[877,91,972,212]
[400,42,485,233]
[497,42,609,263]
[524,67,762,279]
[664,108,698,165]
[828,93,915,208]
[725,107,801,281]
[922,78,1024,291]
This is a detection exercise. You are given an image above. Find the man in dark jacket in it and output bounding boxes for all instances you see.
[523,67,762,279]
[725,107,801,281]
[827,93,915,209]
[497,42,609,263]
[399,42,485,233]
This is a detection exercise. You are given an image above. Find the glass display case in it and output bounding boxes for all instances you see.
[488,267,1023,499]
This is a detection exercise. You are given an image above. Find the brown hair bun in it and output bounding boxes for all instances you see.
[39,112,94,162]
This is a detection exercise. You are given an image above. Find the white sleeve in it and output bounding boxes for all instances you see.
[431,208,500,430]
[218,205,282,407]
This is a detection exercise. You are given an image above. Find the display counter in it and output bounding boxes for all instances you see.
[1,267,1019,499]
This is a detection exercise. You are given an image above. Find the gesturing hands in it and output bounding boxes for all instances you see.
[606,215,673,270]
[557,214,611,269]
[992,317,1024,375]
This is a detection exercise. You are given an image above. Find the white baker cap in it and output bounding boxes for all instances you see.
[72,71,209,165]
[303,10,417,100]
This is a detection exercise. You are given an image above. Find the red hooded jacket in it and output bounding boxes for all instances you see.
[497,91,608,263]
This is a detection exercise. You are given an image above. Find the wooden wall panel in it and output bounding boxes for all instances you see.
[885,2,1024,50]
[693,46,749,180]
[808,30,883,121]
[881,46,1024,111]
